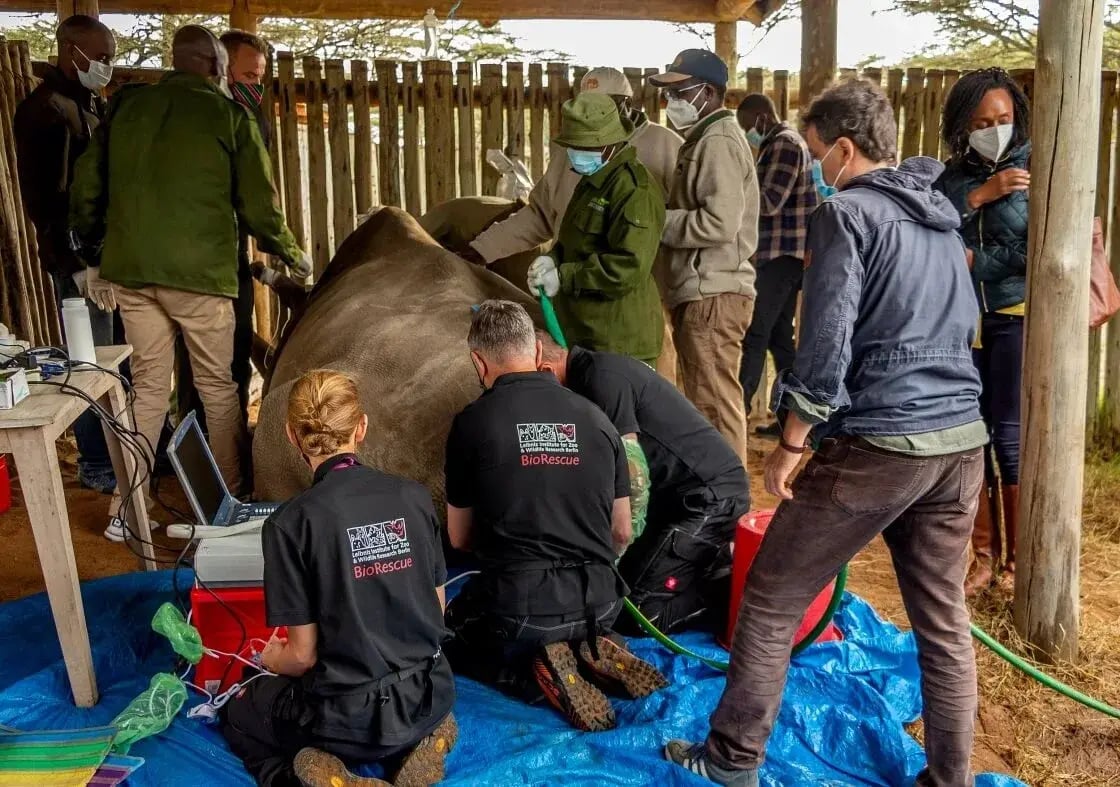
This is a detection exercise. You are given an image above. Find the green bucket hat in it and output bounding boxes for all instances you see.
[554,92,634,149]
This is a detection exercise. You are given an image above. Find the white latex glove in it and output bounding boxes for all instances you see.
[526,255,560,298]
[71,269,88,296]
[85,266,117,312]
[289,250,313,280]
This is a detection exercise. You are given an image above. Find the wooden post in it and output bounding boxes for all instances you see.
[325,59,355,246]
[1107,73,1120,449]
[862,67,883,89]
[56,0,98,18]
[375,60,402,209]
[643,68,661,124]
[229,0,256,31]
[479,63,504,196]
[528,63,545,182]
[714,22,738,88]
[422,60,455,208]
[400,62,422,215]
[506,62,526,164]
[799,0,837,109]
[302,56,331,277]
[901,68,925,161]
[351,59,373,216]
[921,69,944,159]
[941,70,961,160]
[745,67,764,95]
[1014,0,1104,663]
[886,68,904,130]
[773,69,790,121]
[276,53,306,248]
[1089,71,1117,440]
[547,62,570,139]
[455,62,476,197]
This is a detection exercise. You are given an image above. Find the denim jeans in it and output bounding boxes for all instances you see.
[52,272,121,476]
[739,256,802,411]
[974,313,1022,484]
[708,437,982,787]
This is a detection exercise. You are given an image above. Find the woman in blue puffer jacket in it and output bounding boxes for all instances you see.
[934,68,1030,597]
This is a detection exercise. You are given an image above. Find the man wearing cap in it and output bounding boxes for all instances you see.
[524,92,666,365]
[650,50,760,466]
[469,67,682,378]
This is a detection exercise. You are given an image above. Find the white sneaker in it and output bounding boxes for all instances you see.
[103,516,161,542]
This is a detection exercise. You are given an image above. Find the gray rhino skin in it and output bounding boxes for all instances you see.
[253,206,539,508]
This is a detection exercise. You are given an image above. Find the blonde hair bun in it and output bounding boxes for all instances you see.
[287,369,364,458]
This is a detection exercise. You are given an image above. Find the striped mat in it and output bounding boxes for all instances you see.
[0,725,116,787]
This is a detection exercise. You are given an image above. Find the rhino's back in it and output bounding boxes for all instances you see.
[254,207,537,508]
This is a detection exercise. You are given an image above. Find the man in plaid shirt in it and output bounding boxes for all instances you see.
[737,94,819,435]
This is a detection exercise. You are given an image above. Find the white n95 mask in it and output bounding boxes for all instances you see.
[74,46,112,91]
[969,124,1014,163]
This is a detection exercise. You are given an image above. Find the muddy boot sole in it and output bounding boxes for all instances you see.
[392,712,458,787]
[533,642,616,732]
[577,637,669,699]
[293,748,390,787]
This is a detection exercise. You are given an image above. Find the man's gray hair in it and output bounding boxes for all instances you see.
[468,300,536,362]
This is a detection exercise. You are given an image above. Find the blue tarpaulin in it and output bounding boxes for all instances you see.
[0,571,1024,786]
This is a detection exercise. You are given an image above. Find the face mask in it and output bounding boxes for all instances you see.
[969,123,1014,163]
[74,46,112,91]
[811,142,847,200]
[568,148,606,176]
[232,81,264,109]
[745,128,765,147]
[665,87,708,132]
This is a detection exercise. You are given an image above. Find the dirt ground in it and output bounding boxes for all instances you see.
[1,430,1118,785]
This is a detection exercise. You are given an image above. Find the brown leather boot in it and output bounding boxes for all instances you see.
[998,484,1019,591]
[964,485,997,597]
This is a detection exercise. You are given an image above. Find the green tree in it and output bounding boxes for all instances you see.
[0,12,566,66]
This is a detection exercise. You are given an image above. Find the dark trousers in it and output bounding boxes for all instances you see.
[974,313,1022,484]
[444,579,620,700]
[739,256,802,411]
[708,438,982,787]
[51,272,128,476]
[221,674,422,787]
[614,488,749,635]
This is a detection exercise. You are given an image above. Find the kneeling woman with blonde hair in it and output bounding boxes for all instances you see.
[221,370,457,787]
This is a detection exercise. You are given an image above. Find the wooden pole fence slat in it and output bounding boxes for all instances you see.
[302,56,331,277]
[773,69,790,121]
[374,60,402,209]
[940,70,961,160]
[643,68,661,123]
[862,67,883,89]
[479,63,503,196]
[400,61,422,216]
[351,59,373,216]
[422,59,455,209]
[887,68,904,133]
[325,59,356,246]
[506,62,526,165]
[921,69,945,159]
[1106,70,1120,447]
[1089,71,1117,437]
[901,67,925,161]
[546,62,569,138]
[455,62,476,198]
[746,67,765,95]
[528,63,545,182]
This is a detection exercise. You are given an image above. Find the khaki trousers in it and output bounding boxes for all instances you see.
[672,293,754,466]
[654,306,679,389]
[115,285,245,497]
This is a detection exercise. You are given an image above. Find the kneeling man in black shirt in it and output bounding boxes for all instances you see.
[538,335,751,634]
[443,300,667,732]
[222,370,456,787]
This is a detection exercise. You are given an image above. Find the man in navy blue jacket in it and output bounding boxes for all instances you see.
[666,80,985,787]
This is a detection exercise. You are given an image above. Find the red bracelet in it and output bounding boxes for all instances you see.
[779,438,806,455]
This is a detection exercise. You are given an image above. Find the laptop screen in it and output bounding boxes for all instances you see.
[172,416,226,525]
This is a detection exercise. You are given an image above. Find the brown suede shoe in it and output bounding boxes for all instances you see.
[293,748,390,787]
[393,712,458,787]
[576,636,669,699]
[532,641,616,732]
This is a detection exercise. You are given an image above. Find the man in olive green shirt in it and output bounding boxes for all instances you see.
[526,93,665,365]
[70,25,309,501]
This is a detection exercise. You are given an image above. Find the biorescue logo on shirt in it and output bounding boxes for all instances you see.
[347,518,414,579]
[516,423,581,466]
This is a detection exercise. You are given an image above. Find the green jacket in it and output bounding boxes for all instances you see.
[70,71,302,298]
[552,145,665,363]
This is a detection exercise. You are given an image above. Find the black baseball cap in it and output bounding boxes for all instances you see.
[649,49,729,90]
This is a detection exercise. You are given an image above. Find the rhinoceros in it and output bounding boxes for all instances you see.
[253,206,540,506]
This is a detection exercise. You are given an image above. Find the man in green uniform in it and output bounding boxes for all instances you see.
[526,93,665,365]
[70,25,308,508]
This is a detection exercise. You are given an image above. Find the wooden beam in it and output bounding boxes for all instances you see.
[798,0,837,109]
[3,0,784,23]
[714,22,739,88]
[229,0,257,31]
[55,0,98,18]
[715,0,752,22]
[1014,0,1104,664]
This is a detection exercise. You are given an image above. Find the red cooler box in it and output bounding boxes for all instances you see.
[723,510,842,650]
[190,586,284,694]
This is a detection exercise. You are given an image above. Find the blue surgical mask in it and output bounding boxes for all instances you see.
[568,149,605,176]
[745,128,765,148]
[811,142,845,199]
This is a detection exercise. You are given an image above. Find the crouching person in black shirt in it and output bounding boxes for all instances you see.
[443,300,667,732]
[221,370,457,787]
[537,335,751,634]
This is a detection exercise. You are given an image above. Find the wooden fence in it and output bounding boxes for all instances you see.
[2,50,1120,442]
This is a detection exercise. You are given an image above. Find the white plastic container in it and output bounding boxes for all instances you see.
[0,324,29,365]
[61,298,97,364]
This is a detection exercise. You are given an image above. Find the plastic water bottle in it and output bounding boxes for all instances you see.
[61,298,97,365]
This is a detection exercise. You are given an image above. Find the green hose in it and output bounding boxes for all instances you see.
[538,294,1118,718]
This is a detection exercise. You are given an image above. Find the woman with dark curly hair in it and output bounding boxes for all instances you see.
[935,67,1031,596]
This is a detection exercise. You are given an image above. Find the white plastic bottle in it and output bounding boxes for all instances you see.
[0,324,30,365]
[61,298,97,364]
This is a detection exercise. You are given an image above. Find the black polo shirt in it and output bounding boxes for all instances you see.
[444,371,629,616]
[262,454,454,741]
[565,346,749,509]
